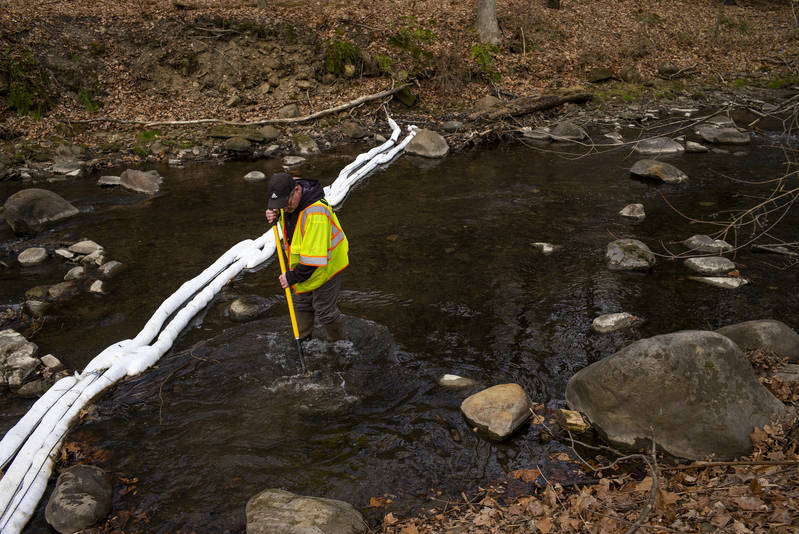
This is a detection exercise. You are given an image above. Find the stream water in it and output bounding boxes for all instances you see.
[2,113,799,532]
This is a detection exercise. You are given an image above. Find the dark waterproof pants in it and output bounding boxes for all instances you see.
[292,273,342,326]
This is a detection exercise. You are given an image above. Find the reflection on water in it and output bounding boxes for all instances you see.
[1,128,798,532]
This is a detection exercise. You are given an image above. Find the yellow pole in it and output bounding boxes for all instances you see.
[273,214,307,373]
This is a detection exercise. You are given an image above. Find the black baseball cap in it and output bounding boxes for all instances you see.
[267,172,296,209]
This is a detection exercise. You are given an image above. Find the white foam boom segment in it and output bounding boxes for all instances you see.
[0,116,417,533]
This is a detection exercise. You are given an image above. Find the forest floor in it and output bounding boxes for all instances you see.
[2,1,799,532]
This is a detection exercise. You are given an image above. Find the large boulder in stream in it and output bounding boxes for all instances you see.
[3,188,79,234]
[716,319,799,363]
[566,331,787,460]
[246,489,367,534]
[405,128,449,158]
[45,465,112,534]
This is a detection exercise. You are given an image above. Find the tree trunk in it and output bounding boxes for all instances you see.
[476,0,501,45]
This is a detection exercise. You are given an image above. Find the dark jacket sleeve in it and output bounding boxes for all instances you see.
[286,264,317,285]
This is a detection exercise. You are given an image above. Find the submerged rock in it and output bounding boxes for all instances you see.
[591,312,640,334]
[229,297,267,322]
[605,239,656,271]
[18,247,48,266]
[566,330,787,460]
[716,319,799,363]
[3,188,80,234]
[630,159,688,184]
[619,203,645,221]
[689,276,748,289]
[633,137,684,155]
[246,489,367,534]
[98,260,124,278]
[695,124,751,145]
[282,155,306,167]
[45,465,112,534]
[460,383,532,440]
[120,169,163,194]
[97,175,121,187]
[684,256,735,275]
[683,234,732,253]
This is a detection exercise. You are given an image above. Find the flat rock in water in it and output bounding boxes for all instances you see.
[64,266,85,281]
[3,188,79,234]
[460,383,532,440]
[405,128,449,158]
[606,239,656,271]
[46,465,112,534]
[566,330,787,460]
[716,319,799,363]
[89,280,105,294]
[695,124,751,144]
[229,297,265,322]
[69,240,103,255]
[633,137,684,155]
[98,260,124,278]
[630,159,688,184]
[684,256,735,275]
[591,312,639,334]
[120,169,162,194]
[619,203,645,221]
[683,234,732,253]
[438,374,476,387]
[550,121,587,141]
[283,156,306,167]
[685,141,709,153]
[18,247,48,266]
[244,171,266,182]
[689,276,748,289]
[97,175,121,186]
[246,489,366,534]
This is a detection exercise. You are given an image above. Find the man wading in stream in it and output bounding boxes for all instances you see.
[265,172,349,341]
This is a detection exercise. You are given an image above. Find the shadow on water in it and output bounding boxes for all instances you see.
[1,125,798,531]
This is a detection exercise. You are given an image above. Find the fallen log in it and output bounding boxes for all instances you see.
[59,84,410,128]
[469,91,592,121]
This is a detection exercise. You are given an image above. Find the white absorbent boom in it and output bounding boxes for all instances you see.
[0,116,417,533]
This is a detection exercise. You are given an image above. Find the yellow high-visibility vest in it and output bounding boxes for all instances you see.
[280,199,349,293]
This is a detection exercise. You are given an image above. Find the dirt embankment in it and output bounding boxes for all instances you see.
[0,0,798,169]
